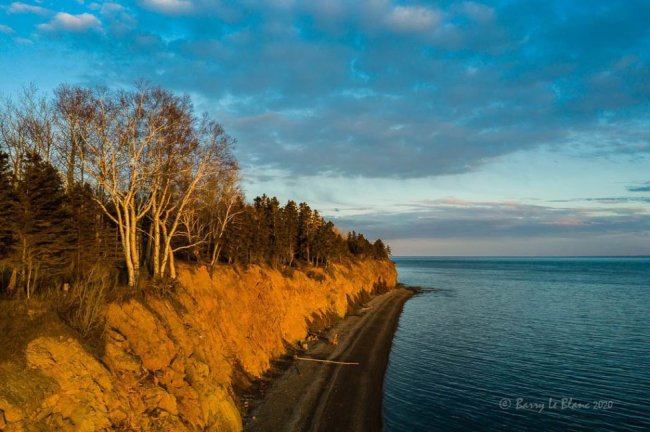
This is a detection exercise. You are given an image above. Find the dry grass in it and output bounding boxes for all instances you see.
[54,264,116,338]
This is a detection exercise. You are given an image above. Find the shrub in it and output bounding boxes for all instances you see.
[55,264,115,338]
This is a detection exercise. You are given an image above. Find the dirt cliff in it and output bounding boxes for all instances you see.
[0,260,396,431]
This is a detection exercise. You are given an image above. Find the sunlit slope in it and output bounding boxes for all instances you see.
[0,260,396,431]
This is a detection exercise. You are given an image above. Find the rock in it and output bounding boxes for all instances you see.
[105,301,176,372]
[0,260,396,432]
[25,337,124,431]
[0,401,23,423]
[143,387,178,416]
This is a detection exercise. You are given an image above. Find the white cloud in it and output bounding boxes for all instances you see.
[139,0,193,14]
[7,2,50,15]
[459,1,495,23]
[38,12,102,32]
[385,5,442,33]
[101,2,126,13]
[14,37,33,44]
[0,24,15,34]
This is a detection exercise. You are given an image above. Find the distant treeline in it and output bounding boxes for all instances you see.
[0,84,390,299]
[213,194,389,267]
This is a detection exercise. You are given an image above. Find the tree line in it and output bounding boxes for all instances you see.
[0,84,390,299]
[203,194,390,267]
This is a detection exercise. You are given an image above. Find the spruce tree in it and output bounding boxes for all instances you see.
[281,200,299,266]
[221,198,252,265]
[298,203,313,264]
[13,152,72,296]
[67,182,116,277]
[372,239,389,260]
[0,152,17,261]
[266,196,281,266]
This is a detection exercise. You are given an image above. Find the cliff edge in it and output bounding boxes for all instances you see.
[0,260,397,431]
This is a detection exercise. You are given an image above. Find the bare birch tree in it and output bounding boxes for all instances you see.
[77,86,164,287]
[53,85,94,189]
[67,85,238,286]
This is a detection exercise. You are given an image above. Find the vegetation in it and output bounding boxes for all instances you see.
[0,84,391,302]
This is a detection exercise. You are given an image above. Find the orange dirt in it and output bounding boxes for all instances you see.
[0,260,396,431]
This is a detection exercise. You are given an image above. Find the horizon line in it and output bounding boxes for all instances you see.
[391,255,650,258]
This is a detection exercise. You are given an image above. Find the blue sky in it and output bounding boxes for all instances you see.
[1,0,649,255]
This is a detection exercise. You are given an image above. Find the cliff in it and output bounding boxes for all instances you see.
[0,259,397,431]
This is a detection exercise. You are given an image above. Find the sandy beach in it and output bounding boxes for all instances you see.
[243,286,415,432]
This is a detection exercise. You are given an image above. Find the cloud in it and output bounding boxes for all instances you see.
[627,183,650,193]
[100,2,126,13]
[3,0,650,181]
[2,0,649,255]
[95,1,137,35]
[331,197,650,243]
[0,25,15,34]
[14,37,33,44]
[38,12,102,33]
[7,2,50,15]
[458,2,495,23]
[138,0,193,14]
[385,5,442,33]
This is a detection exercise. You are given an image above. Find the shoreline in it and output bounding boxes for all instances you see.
[243,286,415,432]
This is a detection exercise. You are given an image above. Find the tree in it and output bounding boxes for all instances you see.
[0,82,391,295]
[372,239,389,260]
[298,203,314,264]
[68,85,236,286]
[11,152,72,297]
[264,196,282,266]
[198,153,241,267]
[280,200,299,266]
[67,182,119,277]
[0,153,17,261]
[220,198,253,265]
[313,221,337,266]
[54,85,94,190]
[0,86,55,179]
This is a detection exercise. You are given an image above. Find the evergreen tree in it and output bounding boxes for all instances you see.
[347,231,374,258]
[12,152,72,297]
[221,198,253,265]
[281,200,299,266]
[372,239,389,260]
[0,152,17,261]
[265,196,282,266]
[298,203,314,264]
[313,221,338,266]
[67,182,119,276]
[251,195,270,263]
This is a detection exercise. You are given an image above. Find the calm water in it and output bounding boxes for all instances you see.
[383,257,650,431]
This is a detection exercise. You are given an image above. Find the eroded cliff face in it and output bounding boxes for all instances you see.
[0,260,396,431]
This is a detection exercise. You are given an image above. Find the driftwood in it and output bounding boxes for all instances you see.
[293,355,359,366]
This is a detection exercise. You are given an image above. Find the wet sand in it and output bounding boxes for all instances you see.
[244,287,415,432]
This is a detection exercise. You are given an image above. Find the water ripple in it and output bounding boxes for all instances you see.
[384,258,650,432]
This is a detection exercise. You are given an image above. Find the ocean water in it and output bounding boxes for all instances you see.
[383,257,650,431]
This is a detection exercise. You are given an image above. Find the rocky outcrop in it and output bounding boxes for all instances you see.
[0,260,396,431]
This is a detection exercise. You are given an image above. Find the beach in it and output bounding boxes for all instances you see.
[244,287,415,432]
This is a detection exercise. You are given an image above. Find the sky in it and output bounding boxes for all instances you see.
[1,0,649,256]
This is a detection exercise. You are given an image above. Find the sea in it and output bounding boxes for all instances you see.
[383,257,650,431]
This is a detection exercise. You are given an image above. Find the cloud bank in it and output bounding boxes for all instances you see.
[1,0,649,254]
